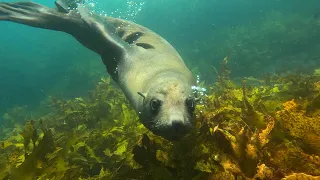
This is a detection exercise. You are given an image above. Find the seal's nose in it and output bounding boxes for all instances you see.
[172,120,185,133]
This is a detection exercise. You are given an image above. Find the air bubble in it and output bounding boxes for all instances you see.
[81,0,146,21]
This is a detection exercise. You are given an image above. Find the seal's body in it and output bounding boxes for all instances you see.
[0,0,196,140]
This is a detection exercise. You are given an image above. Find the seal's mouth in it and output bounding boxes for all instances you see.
[149,122,191,141]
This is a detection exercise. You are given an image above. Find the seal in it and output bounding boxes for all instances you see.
[0,0,196,141]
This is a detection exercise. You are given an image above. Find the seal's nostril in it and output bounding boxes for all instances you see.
[172,120,185,133]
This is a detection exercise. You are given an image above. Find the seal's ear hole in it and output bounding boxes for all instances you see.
[137,92,147,99]
[186,97,196,112]
[195,97,201,102]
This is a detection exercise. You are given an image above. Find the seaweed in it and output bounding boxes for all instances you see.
[0,56,319,179]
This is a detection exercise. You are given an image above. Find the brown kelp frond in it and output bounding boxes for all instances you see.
[0,56,319,179]
[282,173,320,180]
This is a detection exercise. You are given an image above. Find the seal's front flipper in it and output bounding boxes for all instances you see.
[0,2,68,30]
[53,0,130,75]
[55,0,85,13]
[0,1,128,61]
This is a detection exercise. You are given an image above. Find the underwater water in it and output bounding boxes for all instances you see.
[0,0,320,179]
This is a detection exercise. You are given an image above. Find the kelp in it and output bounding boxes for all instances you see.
[0,57,320,180]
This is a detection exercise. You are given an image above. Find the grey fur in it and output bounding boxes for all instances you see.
[0,0,196,141]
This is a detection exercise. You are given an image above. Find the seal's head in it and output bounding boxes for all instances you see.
[138,80,196,141]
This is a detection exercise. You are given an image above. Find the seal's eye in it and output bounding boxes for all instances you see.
[186,97,195,112]
[150,99,161,113]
